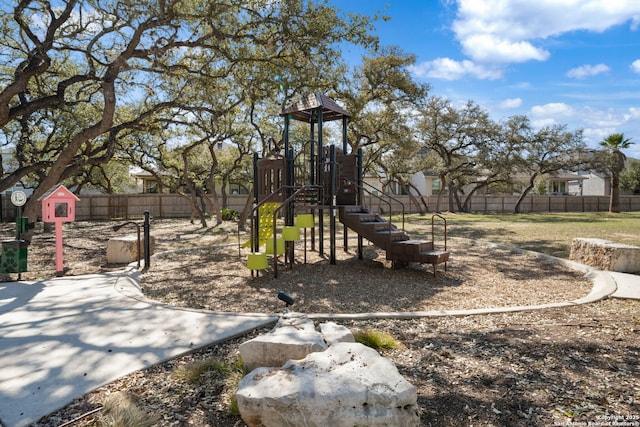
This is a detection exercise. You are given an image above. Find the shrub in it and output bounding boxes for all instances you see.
[227,356,249,416]
[100,392,158,427]
[353,328,402,351]
[221,208,239,221]
[172,358,230,385]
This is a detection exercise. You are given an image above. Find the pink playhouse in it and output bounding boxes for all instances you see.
[39,184,80,273]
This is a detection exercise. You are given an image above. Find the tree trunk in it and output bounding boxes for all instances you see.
[514,174,538,214]
[184,186,207,228]
[221,176,228,209]
[609,174,620,213]
[407,183,428,214]
[462,188,478,213]
[447,181,457,212]
[399,179,426,214]
[208,186,223,225]
[21,85,118,237]
[238,186,254,231]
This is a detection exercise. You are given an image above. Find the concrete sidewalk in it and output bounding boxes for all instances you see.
[609,271,640,299]
[0,270,277,427]
[0,266,638,427]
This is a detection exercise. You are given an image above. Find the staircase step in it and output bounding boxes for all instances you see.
[387,240,434,258]
[417,250,450,265]
[347,213,377,221]
[374,230,410,243]
[360,221,393,232]
[386,240,435,261]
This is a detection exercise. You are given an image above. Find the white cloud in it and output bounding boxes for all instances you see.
[624,107,640,120]
[529,104,623,129]
[497,98,522,109]
[584,107,625,127]
[460,34,549,63]
[631,59,640,73]
[530,102,575,118]
[566,63,610,79]
[452,0,640,64]
[531,118,557,128]
[528,103,575,128]
[583,127,616,144]
[409,57,502,80]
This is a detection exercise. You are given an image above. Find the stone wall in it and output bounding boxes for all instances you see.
[569,238,640,273]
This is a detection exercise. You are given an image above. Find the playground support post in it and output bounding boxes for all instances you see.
[342,116,349,253]
[342,116,348,152]
[252,152,259,253]
[357,148,364,260]
[286,148,295,264]
[310,121,316,251]
[143,210,151,271]
[16,205,22,280]
[317,107,324,257]
[329,145,337,264]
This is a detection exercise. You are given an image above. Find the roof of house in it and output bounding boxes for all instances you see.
[549,172,587,181]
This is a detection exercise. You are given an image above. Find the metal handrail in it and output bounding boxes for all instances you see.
[344,179,406,232]
[271,185,322,277]
[431,213,447,251]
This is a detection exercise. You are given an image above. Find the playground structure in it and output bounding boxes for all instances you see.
[246,93,449,277]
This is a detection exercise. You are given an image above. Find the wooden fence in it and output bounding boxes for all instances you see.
[2,193,639,221]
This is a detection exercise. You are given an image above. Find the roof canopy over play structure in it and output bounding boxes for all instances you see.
[281,92,350,123]
[246,93,449,278]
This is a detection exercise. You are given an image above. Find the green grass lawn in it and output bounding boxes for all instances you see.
[402,212,640,259]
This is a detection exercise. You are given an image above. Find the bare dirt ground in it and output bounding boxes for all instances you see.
[2,218,639,427]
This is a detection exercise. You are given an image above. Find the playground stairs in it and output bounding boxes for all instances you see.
[339,205,450,273]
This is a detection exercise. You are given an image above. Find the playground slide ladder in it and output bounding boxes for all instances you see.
[246,185,323,276]
[339,206,450,275]
[243,202,280,249]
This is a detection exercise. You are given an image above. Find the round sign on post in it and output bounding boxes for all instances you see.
[11,191,27,207]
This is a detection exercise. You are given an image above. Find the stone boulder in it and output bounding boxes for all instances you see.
[237,341,420,427]
[106,235,155,264]
[319,321,355,346]
[238,314,328,371]
[570,237,640,273]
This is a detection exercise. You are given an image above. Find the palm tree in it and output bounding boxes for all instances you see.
[600,133,633,213]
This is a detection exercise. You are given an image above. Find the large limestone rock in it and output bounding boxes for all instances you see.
[570,238,640,273]
[319,321,355,346]
[239,315,328,371]
[237,341,420,427]
[106,235,155,264]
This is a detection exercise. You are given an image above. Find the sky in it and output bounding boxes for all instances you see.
[332,0,640,158]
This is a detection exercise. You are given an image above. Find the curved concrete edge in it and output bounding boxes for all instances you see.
[308,240,621,321]
[306,273,617,321]
[574,270,618,304]
[114,265,278,320]
[130,239,624,323]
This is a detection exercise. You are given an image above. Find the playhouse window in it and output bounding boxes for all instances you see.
[54,202,68,217]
